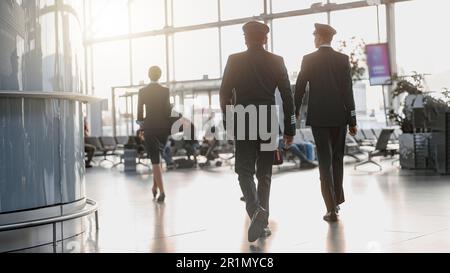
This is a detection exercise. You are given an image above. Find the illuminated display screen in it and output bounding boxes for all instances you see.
[366,43,392,86]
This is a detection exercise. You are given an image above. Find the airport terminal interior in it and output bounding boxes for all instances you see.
[1,0,450,253]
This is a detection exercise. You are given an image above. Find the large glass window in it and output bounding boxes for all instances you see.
[84,0,443,130]
[131,35,167,85]
[89,0,129,38]
[92,41,130,97]
[396,0,450,92]
[172,0,218,27]
[331,6,386,47]
[174,28,220,81]
[92,40,130,136]
[272,13,327,82]
[271,0,325,13]
[221,24,247,74]
[130,0,166,33]
[220,0,264,20]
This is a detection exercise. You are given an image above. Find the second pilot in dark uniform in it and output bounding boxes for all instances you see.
[295,23,358,222]
[220,21,296,242]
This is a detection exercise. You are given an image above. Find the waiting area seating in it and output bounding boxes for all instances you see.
[284,126,401,171]
[84,134,237,170]
[85,137,117,165]
[84,126,401,173]
[354,129,399,171]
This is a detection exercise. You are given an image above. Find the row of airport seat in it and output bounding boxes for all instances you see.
[85,136,135,166]
[85,128,401,171]
[294,127,401,171]
[84,136,234,168]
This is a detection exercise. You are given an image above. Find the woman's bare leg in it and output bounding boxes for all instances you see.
[152,164,165,194]
[152,175,158,195]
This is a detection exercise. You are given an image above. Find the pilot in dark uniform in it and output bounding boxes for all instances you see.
[220,21,296,242]
[294,23,358,222]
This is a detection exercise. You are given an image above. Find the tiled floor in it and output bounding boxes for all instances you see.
[47,157,450,252]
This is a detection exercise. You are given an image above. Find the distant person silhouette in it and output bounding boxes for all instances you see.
[137,66,172,203]
[294,23,358,222]
[220,21,296,242]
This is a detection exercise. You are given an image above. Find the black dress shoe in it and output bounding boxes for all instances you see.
[323,211,338,222]
[248,208,269,243]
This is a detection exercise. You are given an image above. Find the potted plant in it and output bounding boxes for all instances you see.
[389,72,450,170]
[389,72,428,169]
[388,72,425,134]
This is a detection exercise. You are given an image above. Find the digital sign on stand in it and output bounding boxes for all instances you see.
[365,43,393,126]
[366,43,393,86]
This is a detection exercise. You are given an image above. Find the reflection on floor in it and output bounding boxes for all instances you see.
[23,158,450,253]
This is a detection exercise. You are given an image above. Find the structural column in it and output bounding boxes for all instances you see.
[386,2,398,111]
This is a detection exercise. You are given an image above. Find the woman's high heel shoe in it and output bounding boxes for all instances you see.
[157,193,166,203]
[152,188,158,199]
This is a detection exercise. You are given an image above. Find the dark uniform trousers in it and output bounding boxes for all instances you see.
[312,127,347,213]
[295,47,356,213]
[220,47,296,230]
[235,140,274,227]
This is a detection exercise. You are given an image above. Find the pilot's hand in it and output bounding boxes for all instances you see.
[284,135,294,147]
[349,126,358,137]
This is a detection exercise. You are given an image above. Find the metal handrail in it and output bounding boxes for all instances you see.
[0,199,99,253]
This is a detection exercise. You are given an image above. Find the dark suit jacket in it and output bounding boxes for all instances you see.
[137,83,171,133]
[295,47,357,127]
[220,47,296,137]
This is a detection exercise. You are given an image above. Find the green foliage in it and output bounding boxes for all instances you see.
[442,87,450,106]
[392,71,425,98]
[388,109,413,134]
[337,37,367,82]
[389,73,449,133]
[389,72,425,133]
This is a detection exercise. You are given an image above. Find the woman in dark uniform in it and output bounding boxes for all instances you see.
[137,66,172,203]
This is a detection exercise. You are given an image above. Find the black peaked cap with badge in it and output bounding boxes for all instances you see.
[243,21,270,35]
[313,23,337,37]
